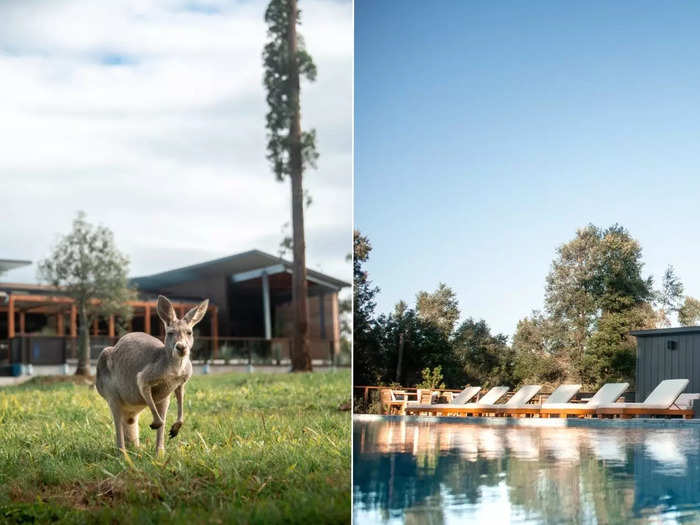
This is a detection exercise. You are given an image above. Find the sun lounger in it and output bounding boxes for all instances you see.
[498,384,581,417]
[539,382,629,418]
[474,385,542,416]
[405,386,482,415]
[406,386,507,416]
[596,379,693,419]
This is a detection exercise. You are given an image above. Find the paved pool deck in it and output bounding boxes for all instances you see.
[354,413,700,428]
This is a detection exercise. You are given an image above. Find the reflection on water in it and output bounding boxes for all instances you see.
[353,418,700,524]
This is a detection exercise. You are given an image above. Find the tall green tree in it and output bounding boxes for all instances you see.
[377,307,458,387]
[263,0,318,371]
[452,318,514,387]
[416,283,460,337]
[353,231,383,385]
[542,224,655,385]
[584,224,654,313]
[583,303,655,386]
[37,212,135,375]
[511,311,567,384]
[545,225,603,367]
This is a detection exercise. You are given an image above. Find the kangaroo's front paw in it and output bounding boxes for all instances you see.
[169,421,183,439]
[150,419,164,429]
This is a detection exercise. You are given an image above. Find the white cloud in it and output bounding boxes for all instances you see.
[0,0,352,286]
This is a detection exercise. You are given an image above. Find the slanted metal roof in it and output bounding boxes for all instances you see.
[0,259,31,273]
[130,249,349,291]
[630,326,700,336]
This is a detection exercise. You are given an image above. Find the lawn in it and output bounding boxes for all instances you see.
[0,370,351,524]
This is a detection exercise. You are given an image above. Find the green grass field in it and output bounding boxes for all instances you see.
[0,370,351,524]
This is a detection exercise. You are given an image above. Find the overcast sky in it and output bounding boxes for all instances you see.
[0,0,352,288]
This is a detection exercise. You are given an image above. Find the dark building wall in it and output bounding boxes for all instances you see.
[228,283,264,337]
[137,274,341,340]
[145,275,230,335]
[636,333,700,401]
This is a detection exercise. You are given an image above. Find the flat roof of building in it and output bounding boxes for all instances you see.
[0,259,31,273]
[630,326,700,336]
[130,249,350,291]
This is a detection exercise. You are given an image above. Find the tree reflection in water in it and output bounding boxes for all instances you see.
[353,418,700,524]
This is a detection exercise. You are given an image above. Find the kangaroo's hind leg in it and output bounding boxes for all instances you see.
[108,401,125,451]
[122,410,141,448]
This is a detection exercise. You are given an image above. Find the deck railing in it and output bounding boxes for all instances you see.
[2,335,347,367]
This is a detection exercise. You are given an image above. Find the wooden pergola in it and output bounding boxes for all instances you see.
[2,294,218,348]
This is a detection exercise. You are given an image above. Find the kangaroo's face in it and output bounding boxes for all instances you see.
[165,319,194,358]
[156,295,210,360]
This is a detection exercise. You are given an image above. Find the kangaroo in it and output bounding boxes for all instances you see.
[96,295,209,453]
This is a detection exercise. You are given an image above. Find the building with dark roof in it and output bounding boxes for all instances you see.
[631,326,700,401]
[0,250,349,366]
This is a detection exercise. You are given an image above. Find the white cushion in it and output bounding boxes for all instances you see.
[542,382,629,409]
[504,385,542,407]
[545,384,581,404]
[451,386,481,405]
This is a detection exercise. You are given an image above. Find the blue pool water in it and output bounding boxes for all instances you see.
[353,416,700,524]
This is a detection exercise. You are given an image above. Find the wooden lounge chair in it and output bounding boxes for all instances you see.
[476,385,542,417]
[380,388,409,415]
[405,386,482,416]
[406,386,509,416]
[539,382,629,418]
[596,379,693,419]
[498,384,582,417]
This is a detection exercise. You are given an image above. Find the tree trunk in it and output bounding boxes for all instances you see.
[75,304,91,375]
[287,0,312,372]
[395,332,405,383]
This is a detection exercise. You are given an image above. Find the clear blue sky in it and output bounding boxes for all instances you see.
[355,0,700,338]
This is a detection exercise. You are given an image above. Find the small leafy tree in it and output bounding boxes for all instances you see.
[38,212,135,375]
[417,366,445,390]
[655,266,684,327]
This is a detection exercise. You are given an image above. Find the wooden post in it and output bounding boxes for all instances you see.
[212,306,219,358]
[57,311,65,336]
[331,292,340,359]
[92,318,98,336]
[108,315,115,338]
[144,304,151,335]
[8,295,14,339]
[19,311,25,335]
[70,305,77,337]
[262,273,272,339]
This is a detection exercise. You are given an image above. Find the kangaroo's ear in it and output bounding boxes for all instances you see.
[183,299,209,327]
[156,295,177,326]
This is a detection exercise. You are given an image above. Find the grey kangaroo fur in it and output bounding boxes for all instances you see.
[96,295,209,453]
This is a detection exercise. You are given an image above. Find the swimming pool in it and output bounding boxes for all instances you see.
[353,415,700,524]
